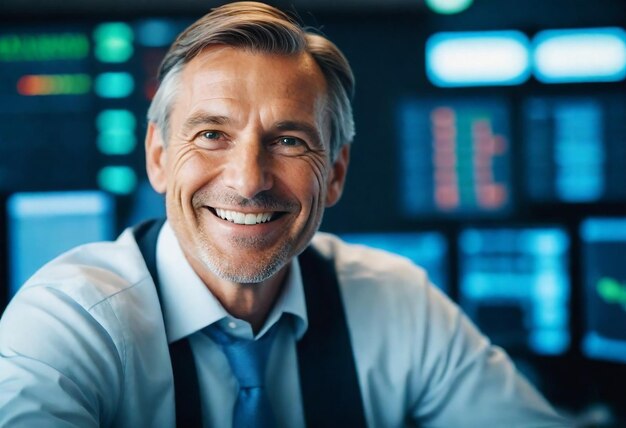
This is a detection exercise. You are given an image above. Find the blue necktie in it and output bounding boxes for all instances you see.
[206,324,278,428]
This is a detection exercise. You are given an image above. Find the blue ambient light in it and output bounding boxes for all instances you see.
[533,28,626,83]
[425,0,473,15]
[7,191,115,296]
[426,31,531,87]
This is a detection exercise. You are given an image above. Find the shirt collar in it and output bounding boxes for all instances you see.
[155,221,308,343]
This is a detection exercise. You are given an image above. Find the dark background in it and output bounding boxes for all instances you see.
[1,0,626,425]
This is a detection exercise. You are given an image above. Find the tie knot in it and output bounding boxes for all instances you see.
[206,324,277,388]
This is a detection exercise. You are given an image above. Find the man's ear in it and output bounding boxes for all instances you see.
[145,122,167,194]
[325,144,350,207]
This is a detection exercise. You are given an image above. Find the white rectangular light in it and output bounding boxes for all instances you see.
[426,31,531,87]
[7,191,115,296]
[533,28,626,83]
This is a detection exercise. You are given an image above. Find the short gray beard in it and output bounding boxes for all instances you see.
[195,229,295,284]
[189,189,299,283]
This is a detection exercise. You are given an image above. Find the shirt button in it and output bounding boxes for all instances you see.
[227,321,237,329]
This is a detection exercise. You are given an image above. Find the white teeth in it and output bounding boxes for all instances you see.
[214,208,274,225]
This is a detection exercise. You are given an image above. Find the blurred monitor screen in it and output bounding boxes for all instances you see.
[7,191,115,297]
[341,231,449,294]
[523,95,626,203]
[0,20,186,195]
[581,217,626,363]
[458,226,570,355]
[397,98,513,218]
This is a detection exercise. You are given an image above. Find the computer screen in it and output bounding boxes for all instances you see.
[458,226,570,355]
[581,217,626,363]
[397,98,513,218]
[340,231,449,293]
[523,95,626,203]
[0,20,187,195]
[7,191,115,297]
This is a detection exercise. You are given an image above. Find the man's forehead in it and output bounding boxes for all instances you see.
[160,46,332,148]
[181,46,327,93]
[171,46,331,128]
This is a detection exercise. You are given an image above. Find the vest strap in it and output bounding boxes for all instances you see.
[297,245,368,428]
[134,219,202,426]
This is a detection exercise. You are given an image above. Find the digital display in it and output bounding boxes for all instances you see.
[0,27,97,191]
[458,226,570,355]
[341,231,449,293]
[426,30,531,87]
[7,191,115,296]
[398,98,513,217]
[581,218,626,363]
[532,27,626,84]
[523,96,626,203]
[0,20,187,195]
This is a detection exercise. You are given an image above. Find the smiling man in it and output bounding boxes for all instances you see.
[0,2,570,427]
[147,45,346,332]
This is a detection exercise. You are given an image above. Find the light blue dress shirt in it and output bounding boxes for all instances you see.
[0,222,570,427]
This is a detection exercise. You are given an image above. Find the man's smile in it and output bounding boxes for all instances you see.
[207,207,289,225]
[213,208,275,225]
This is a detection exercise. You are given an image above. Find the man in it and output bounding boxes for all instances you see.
[0,2,570,427]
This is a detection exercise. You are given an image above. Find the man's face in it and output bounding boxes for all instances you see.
[146,46,349,286]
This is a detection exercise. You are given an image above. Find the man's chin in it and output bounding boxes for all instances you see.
[198,250,290,285]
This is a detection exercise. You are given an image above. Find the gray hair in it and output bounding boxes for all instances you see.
[146,1,355,160]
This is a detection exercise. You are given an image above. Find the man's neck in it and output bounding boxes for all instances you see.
[186,255,289,334]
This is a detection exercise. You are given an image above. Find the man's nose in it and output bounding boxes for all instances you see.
[221,139,274,200]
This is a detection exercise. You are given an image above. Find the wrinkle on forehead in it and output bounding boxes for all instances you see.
[171,46,330,144]
[189,46,324,92]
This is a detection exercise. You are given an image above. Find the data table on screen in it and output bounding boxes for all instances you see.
[397,98,513,218]
[523,96,626,203]
[0,20,187,195]
[458,226,570,355]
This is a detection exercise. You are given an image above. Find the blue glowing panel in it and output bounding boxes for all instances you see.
[0,26,100,191]
[523,96,626,203]
[581,218,626,363]
[426,31,531,87]
[425,0,473,15]
[7,191,115,297]
[533,28,626,84]
[398,98,513,217]
[458,227,570,355]
[135,19,186,47]
[341,231,449,293]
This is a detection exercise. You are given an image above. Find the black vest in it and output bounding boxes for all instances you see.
[133,219,367,428]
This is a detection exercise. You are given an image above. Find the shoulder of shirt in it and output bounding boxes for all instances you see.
[310,231,433,297]
[308,232,466,362]
[17,227,152,312]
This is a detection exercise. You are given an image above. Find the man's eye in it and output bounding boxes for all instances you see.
[270,136,310,156]
[278,137,303,146]
[194,130,228,150]
[202,131,222,140]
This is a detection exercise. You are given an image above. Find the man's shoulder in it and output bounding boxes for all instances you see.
[309,232,459,333]
[17,228,152,312]
[0,228,170,423]
[310,232,430,294]
[2,227,161,365]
